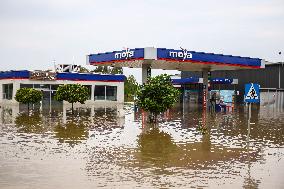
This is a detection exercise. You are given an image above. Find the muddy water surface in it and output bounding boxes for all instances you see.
[0,104,283,189]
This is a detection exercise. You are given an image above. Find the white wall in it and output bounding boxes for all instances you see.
[0,79,124,104]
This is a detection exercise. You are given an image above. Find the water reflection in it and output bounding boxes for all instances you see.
[135,123,260,170]
[0,103,283,188]
[137,124,178,165]
[54,120,89,146]
[15,112,44,134]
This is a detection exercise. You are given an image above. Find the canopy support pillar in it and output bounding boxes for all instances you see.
[142,64,151,84]
[202,69,209,111]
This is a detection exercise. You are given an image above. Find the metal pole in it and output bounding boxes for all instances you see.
[183,84,185,118]
[49,86,52,114]
[247,103,251,147]
[279,63,281,89]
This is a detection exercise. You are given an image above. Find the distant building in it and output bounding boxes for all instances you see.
[182,62,284,105]
[0,67,125,105]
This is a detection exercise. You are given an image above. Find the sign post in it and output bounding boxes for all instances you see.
[244,83,260,147]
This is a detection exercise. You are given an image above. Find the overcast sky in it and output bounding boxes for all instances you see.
[0,0,283,82]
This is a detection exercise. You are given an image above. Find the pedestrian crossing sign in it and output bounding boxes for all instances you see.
[245,83,260,103]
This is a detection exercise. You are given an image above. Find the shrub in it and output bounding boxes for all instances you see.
[54,84,89,113]
[15,88,43,110]
[136,74,180,122]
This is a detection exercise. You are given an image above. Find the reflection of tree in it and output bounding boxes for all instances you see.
[137,126,177,163]
[243,172,259,189]
[135,124,258,169]
[54,121,88,146]
[15,112,44,133]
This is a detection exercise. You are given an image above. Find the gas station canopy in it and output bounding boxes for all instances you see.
[88,47,265,71]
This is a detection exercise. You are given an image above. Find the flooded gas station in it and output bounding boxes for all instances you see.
[0,102,283,189]
[0,47,283,188]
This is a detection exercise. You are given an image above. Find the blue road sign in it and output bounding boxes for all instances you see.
[245,83,260,103]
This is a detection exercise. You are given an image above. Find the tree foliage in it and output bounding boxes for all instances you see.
[136,74,180,122]
[124,75,139,102]
[78,66,90,73]
[15,88,43,109]
[92,66,123,74]
[54,84,89,113]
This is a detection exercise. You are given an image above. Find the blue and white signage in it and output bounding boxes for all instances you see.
[89,48,144,64]
[244,83,260,103]
[114,48,134,59]
[89,47,262,68]
[210,78,233,84]
[157,48,262,68]
[169,47,192,61]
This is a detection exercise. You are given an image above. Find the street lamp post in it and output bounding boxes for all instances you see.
[279,52,283,89]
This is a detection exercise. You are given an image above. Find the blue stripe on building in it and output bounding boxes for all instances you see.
[0,71,30,79]
[0,71,125,82]
[57,73,125,81]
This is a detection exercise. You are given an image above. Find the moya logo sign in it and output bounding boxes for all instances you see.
[169,47,192,61]
[114,48,134,59]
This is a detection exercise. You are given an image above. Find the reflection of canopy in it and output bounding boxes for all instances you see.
[88,47,265,71]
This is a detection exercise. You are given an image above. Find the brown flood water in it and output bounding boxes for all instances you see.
[0,103,283,189]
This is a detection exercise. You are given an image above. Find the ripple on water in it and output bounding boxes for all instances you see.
[0,104,284,188]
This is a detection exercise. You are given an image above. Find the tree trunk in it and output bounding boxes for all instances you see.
[71,103,74,115]
[148,112,158,123]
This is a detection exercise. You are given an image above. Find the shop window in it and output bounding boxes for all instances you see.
[94,85,117,101]
[34,84,50,90]
[51,84,60,91]
[106,86,117,101]
[2,84,13,100]
[94,85,105,100]
[20,84,33,88]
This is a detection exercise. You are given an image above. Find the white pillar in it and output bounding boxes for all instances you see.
[117,82,124,103]
[12,81,20,103]
[142,64,151,84]
[91,84,95,101]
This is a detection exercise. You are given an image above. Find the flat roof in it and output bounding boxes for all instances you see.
[0,71,125,82]
[88,47,265,71]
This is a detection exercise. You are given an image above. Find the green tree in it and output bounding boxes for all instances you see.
[136,74,180,122]
[110,67,123,74]
[124,75,139,102]
[54,84,89,114]
[92,66,123,74]
[92,66,103,73]
[15,88,43,110]
[78,66,90,73]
